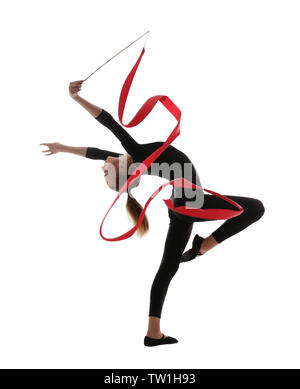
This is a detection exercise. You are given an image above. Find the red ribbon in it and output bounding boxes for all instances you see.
[99,46,244,241]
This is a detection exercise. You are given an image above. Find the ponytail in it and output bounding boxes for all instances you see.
[126,193,149,238]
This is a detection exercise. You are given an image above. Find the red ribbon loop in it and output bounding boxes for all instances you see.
[99,47,244,241]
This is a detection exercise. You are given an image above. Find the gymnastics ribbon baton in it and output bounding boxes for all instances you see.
[83,31,244,241]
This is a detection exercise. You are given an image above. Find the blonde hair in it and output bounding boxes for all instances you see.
[113,154,149,238]
[126,192,149,238]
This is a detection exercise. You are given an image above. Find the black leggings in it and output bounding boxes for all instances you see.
[149,194,265,318]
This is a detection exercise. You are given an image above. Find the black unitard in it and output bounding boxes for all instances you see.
[86,109,265,319]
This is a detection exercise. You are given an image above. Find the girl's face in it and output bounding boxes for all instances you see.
[101,154,133,190]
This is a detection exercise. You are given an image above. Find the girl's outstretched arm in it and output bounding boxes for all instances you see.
[40,142,122,160]
[40,142,87,157]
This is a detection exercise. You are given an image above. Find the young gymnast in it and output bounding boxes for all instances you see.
[40,80,265,347]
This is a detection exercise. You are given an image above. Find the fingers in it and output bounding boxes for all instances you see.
[40,144,52,155]
[69,80,84,97]
[70,86,81,93]
[40,143,50,152]
[40,143,57,156]
[69,80,84,86]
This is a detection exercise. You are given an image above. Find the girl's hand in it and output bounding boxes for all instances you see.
[69,80,84,98]
[40,142,64,156]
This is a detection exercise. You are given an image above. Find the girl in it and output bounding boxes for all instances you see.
[40,80,265,347]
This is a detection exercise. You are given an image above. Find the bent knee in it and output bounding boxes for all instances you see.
[249,199,265,221]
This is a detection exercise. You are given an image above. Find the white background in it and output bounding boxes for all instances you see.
[0,0,299,368]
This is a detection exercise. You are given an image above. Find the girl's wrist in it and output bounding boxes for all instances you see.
[71,93,80,101]
[60,144,68,153]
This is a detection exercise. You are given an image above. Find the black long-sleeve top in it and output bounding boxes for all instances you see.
[86,109,204,209]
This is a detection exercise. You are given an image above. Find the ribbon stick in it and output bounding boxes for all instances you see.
[84,31,150,82]
[99,42,244,241]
